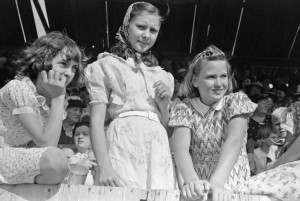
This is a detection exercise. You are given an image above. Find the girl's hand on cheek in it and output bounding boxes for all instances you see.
[40,70,67,98]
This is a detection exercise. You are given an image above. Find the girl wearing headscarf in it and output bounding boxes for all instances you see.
[84,1,176,190]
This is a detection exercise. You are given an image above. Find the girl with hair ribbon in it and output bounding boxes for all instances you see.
[170,45,300,201]
[84,2,176,190]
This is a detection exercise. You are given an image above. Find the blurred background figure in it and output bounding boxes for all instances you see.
[250,125,279,175]
[245,81,264,98]
[62,122,97,185]
[58,95,86,147]
[247,92,278,156]
[274,85,293,109]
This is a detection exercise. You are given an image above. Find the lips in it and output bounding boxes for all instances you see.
[139,41,149,46]
[213,89,224,93]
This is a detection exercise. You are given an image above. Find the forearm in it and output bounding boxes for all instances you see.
[40,95,65,146]
[90,124,112,169]
[160,107,173,137]
[90,104,112,171]
[210,138,242,185]
[174,148,199,183]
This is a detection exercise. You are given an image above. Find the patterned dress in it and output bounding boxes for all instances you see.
[169,92,256,189]
[84,52,176,190]
[169,92,300,200]
[0,76,49,184]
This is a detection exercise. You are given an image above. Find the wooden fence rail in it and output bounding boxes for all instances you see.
[0,184,277,201]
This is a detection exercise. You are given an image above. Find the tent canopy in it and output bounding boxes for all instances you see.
[0,0,299,68]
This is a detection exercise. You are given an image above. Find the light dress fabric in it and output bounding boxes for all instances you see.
[169,92,300,200]
[84,52,176,190]
[0,76,49,184]
[68,152,94,185]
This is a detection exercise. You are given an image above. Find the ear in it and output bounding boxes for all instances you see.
[192,75,198,88]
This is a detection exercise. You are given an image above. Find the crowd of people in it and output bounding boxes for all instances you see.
[1,1,300,201]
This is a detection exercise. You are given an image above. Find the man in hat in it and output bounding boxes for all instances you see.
[58,96,86,147]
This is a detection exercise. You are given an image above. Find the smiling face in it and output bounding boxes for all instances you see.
[265,133,278,147]
[74,125,91,152]
[193,60,229,106]
[51,51,78,86]
[127,12,161,53]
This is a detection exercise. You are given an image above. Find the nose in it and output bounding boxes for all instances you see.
[76,110,82,115]
[142,29,150,39]
[215,78,222,86]
[64,66,73,77]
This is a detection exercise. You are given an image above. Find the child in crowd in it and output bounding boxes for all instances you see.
[84,2,176,190]
[0,31,88,184]
[250,125,279,175]
[170,45,300,201]
[271,101,300,168]
[62,121,97,185]
[58,95,86,146]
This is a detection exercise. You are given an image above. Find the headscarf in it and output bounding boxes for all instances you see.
[115,2,153,66]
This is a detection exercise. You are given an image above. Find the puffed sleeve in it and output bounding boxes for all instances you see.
[225,92,257,120]
[84,58,110,104]
[0,80,37,115]
[169,100,194,129]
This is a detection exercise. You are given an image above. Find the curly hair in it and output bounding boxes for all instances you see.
[13,31,89,86]
[179,45,233,99]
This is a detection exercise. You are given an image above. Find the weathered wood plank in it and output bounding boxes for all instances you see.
[0,184,279,201]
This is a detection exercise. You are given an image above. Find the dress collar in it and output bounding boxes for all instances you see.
[190,97,224,115]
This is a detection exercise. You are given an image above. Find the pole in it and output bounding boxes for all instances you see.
[15,0,27,42]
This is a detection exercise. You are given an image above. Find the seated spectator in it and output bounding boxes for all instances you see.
[0,31,88,185]
[238,76,255,94]
[250,125,279,175]
[247,92,278,154]
[258,75,274,92]
[272,108,291,156]
[58,96,86,147]
[62,122,97,185]
[274,85,293,109]
[245,81,264,98]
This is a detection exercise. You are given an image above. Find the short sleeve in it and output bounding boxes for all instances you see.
[0,80,37,115]
[225,92,257,120]
[169,100,194,129]
[84,59,110,104]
